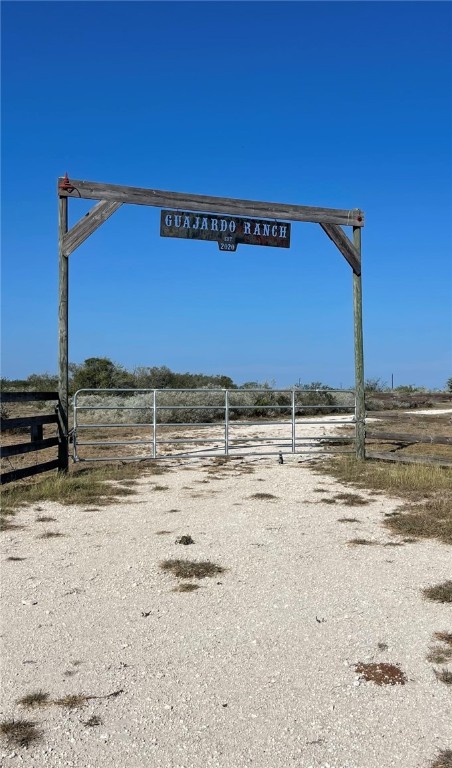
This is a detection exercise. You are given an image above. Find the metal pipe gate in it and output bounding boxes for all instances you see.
[73,388,356,462]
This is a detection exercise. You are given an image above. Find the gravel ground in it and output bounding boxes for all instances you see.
[1,447,451,768]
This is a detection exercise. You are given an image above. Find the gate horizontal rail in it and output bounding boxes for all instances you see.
[73,388,356,462]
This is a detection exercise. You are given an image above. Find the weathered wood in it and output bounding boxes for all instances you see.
[1,459,60,485]
[0,391,59,403]
[62,200,122,256]
[1,437,59,458]
[320,223,361,275]
[58,196,69,472]
[57,178,365,228]
[353,226,365,460]
[366,431,452,446]
[366,451,452,468]
[1,414,58,430]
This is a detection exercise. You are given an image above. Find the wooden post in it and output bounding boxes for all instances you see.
[58,196,69,472]
[353,226,365,460]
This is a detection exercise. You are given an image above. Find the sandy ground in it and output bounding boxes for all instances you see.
[1,429,451,767]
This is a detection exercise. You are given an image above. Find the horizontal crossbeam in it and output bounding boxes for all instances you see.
[58,178,365,228]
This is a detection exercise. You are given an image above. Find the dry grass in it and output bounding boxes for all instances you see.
[427,645,452,664]
[384,498,452,545]
[53,694,90,709]
[83,715,102,727]
[37,531,65,539]
[0,719,42,747]
[17,691,50,708]
[430,749,452,768]
[0,463,147,525]
[319,455,452,545]
[434,669,452,685]
[423,581,452,603]
[160,559,225,579]
[355,662,407,685]
[334,492,370,506]
[250,492,277,500]
[35,516,56,523]
[172,583,200,592]
[338,517,360,523]
[348,538,377,546]
[434,631,452,645]
[175,535,195,545]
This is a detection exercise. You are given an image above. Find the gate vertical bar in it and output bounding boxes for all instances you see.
[291,389,296,452]
[224,390,229,456]
[58,195,69,472]
[152,389,157,458]
[353,226,365,460]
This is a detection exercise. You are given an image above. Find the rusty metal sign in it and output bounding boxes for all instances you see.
[160,210,291,252]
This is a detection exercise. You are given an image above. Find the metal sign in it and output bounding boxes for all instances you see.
[160,210,291,252]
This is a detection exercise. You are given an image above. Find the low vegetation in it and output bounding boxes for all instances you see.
[0,719,42,747]
[354,662,407,686]
[160,559,225,579]
[0,463,152,525]
[430,749,452,768]
[319,456,452,545]
[422,581,452,604]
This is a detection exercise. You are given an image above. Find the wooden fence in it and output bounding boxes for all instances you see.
[0,392,66,484]
[364,392,452,467]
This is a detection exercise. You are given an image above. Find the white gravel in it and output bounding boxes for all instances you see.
[1,448,451,767]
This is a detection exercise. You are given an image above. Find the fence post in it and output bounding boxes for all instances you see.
[152,390,157,458]
[353,226,365,460]
[58,195,69,472]
[224,390,229,456]
[291,389,296,452]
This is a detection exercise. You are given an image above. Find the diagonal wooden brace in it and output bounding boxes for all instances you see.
[62,200,122,256]
[320,223,361,275]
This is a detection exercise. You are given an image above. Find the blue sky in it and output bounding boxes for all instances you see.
[1,1,451,389]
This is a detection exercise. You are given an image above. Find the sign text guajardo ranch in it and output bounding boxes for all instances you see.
[160,210,291,252]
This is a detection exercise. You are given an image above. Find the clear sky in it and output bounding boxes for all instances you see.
[1,1,451,389]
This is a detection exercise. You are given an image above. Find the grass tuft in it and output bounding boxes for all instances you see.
[434,669,452,685]
[0,718,42,747]
[338,517,360,523]
[423,581,452,604]
[175,535,194,545]
[172,583,200,592]
[6,556,26,561]
[37,531,65,539]
[430,749,452,768]
[36,516,56,523]
[434,631,452,646]
[53,694,89,709]
[334,492,370,506]
[427,646,452,664]
[160,559,225,580]
[348,538,377,546]
[83,715,102,727]
[17,691,50,708]
[250,492,277,500]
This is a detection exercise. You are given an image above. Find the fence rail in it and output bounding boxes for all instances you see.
[1,391,64,484]
[364,392,452,466]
